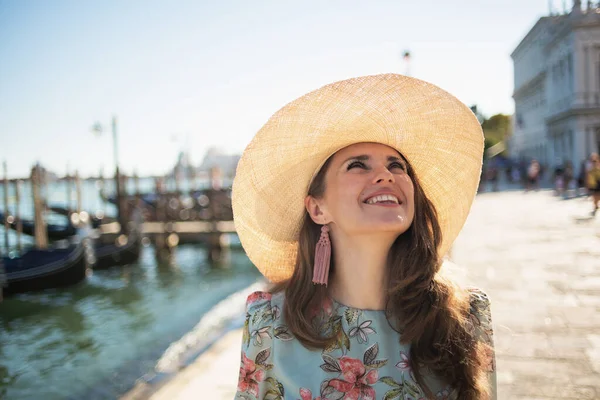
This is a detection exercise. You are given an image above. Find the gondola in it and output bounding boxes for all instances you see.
[0,239,89,296]
[91,230,142,270]
[0,211,77,240]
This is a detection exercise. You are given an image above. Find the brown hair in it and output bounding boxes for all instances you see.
[271,154,491,399]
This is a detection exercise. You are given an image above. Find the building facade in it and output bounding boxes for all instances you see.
[511,0,600,173]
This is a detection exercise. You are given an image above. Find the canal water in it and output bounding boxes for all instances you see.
[0,177,260,399]
[0,243,261,400]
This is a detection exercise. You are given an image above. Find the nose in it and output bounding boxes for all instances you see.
[372,164,395,184]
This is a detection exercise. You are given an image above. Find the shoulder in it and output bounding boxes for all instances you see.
[465,287,492,327]
[465,287,494,347]
[246,291,273,307]
[243,291,286,333]
[466,287,491,311]
[244,291,278,331]
[242,290,292,350]
[245,290,285,311]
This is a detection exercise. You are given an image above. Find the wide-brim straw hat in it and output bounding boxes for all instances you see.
[232,73,483,283]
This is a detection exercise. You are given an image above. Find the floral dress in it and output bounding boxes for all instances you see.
[236,289,496,400]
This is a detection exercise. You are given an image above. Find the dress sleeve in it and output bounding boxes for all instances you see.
[468,288,497,400]
[235,291,277,400]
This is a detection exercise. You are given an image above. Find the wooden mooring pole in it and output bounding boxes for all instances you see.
[15,180,22,253]
[65,167,71,209]
[208,167,225,263]
[2,161,9,252]
[133,171,140,200]
[32,165,48,249]
[75,171,82,214]
[120,173,129,234]
[115,170,128,234]
[152,177,173,262]
[0,165,4,302]
[98,167,106,218]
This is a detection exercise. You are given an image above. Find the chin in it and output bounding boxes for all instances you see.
[361,221,411,235]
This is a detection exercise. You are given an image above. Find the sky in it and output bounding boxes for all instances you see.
[0,0,571,178]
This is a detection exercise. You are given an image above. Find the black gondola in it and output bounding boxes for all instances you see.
[92,231,142,270]
[0,240,89,296]
[0,211,77,240]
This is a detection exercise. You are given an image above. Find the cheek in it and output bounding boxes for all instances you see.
[400,175,415,196]
[329,177,363,204]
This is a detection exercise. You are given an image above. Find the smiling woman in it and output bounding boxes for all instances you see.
[232,74,496,400]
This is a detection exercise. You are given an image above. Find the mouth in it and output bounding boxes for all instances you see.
[363,194,402,206]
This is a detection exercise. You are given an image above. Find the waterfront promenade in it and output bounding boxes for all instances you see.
[123,189,600,400]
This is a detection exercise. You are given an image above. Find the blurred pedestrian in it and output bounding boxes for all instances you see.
[564,160,575,198]
[526,159,540,191]
[233,74,496,400]
[553,160,565,196]
[587,153,600,216]
[578,160,588,196]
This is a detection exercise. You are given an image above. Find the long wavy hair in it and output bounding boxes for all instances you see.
[271,153,491,399]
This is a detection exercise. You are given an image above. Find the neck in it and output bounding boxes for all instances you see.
[327,231,397,310]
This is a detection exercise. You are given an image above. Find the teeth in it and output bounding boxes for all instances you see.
[366,194,399,205]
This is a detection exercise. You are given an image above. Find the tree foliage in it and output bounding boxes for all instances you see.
[469,105,512,154]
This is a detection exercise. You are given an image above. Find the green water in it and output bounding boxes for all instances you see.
[0,244,260,400]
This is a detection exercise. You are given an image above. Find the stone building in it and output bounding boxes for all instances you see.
[511,0,600,173]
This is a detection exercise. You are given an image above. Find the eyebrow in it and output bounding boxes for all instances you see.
[342,154,406,164]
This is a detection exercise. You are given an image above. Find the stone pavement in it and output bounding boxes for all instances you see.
[123,190,600,400]
[450,190,600,399]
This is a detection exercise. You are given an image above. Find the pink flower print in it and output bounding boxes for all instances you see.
[395,351,411,371]
[328,356,378,400]
[247,291,272,305]
[237,352,266,397]
[299,388,322,400]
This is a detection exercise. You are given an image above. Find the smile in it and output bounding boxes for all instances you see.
[364,194,401,205]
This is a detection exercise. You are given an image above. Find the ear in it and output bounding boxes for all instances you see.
[304,195,332,225]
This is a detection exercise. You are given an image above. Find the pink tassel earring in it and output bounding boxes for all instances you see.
[313,225,331,286]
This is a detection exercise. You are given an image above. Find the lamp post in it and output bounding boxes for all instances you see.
[92,116,127,233]
[402,50,411,76]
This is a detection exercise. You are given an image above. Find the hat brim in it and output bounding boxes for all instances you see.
[232,74,484,283]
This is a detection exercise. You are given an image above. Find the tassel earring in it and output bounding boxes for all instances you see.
[313,225,331,286]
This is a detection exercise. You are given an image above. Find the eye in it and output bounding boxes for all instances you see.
[389,161,407,171]
[347,160,367,170]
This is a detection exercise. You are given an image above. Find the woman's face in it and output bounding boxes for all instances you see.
[307,142,415,236]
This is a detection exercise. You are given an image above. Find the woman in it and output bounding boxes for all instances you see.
[233,74,496,400]
[588,153,600,216]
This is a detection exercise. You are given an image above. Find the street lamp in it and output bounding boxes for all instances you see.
[402,50,411,76]
[91,116,127,233]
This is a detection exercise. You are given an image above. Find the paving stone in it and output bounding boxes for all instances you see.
[451,190,600,399]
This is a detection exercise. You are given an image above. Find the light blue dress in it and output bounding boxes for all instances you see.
[235,289,496,400]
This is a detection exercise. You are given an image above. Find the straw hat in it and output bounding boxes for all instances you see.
[232,74,483,283]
